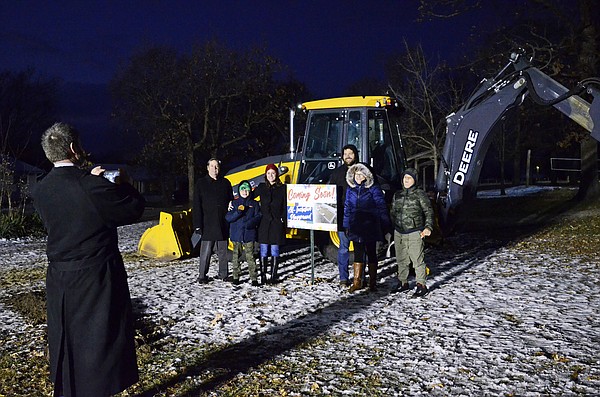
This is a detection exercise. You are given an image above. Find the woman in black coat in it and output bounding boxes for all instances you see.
[343,162,390,292]
[254,163,286,284]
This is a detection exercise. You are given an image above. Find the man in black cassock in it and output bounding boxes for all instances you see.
[31,122,145,397]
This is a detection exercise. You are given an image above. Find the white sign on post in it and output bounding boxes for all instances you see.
[286,184,338,284]
[286,184,337,231]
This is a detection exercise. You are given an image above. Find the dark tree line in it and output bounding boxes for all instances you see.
[0,69,57,215]
[1,1,597,206]
[110,41,308,203]
[0,69,57,165]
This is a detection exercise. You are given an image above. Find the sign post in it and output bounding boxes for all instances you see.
[286,184,338,284]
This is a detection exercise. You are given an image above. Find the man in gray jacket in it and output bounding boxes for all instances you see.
[389,168,433,297]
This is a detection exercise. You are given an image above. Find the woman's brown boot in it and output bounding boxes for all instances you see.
[348,262,364,292]
[368,262,378,291]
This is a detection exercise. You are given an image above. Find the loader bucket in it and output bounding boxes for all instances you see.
[137,210,194,260]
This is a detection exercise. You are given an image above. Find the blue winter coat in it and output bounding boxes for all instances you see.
[343,163,391,243]
[225,195,262,243]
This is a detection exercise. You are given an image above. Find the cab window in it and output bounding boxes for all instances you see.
[346,110,362,149]
[368,109,399,183]
[304,111,341,159]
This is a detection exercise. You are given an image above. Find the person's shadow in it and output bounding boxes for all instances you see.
[131,191,580,395]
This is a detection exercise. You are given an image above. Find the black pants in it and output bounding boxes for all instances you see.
[198,240,228,280]
[352,241,377,263]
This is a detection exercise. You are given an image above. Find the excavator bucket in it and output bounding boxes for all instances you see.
[137,210,194,260]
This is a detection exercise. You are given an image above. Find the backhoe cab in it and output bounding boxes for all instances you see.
[298,96,407,188]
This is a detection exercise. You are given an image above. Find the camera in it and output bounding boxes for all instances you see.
[102,169,120,183]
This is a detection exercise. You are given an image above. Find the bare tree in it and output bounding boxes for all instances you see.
[419,0,599,199]
[111,46,188,203]
[112,41,293,204]
[0,69,57,213]
[386,41,463,181]
[0,69,57,163]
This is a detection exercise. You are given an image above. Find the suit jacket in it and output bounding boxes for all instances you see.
[192,175,234,241]
[31,166,145,397]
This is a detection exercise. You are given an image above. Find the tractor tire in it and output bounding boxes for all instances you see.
[315,230,354,264]
[316,231,391,264]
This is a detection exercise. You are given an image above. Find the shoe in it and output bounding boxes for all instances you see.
[412,283,428,298]
[198,278,210,284]
[392,282,410,293]
[251,280,259,287]
[339,280,350,287]
[219,276,233,282]
[232,278,240,285]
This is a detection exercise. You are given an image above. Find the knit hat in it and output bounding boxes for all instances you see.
[239,181,251,192]
[403,167,418,182]
[265,163,278,176]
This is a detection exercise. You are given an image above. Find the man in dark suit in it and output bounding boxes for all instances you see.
[193,158,234,283]
[31,122,145,397]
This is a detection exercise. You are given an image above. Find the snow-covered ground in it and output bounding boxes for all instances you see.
[1,186,599,395]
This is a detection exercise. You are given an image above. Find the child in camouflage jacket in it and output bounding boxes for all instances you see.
[389,168,433,297]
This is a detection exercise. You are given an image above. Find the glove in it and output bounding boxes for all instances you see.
[238,204,245,211]
[194,227,202,235]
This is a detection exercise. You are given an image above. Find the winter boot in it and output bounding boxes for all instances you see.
[348,262,364,293]
[412,283,429,298]
[270,256,280,284]
[260,257,268,285]
[391,282,410,293]
[368,262,378,291]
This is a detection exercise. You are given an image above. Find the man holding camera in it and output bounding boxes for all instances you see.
[31,122,145,397]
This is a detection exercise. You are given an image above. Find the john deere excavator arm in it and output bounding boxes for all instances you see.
[435,51,600,232]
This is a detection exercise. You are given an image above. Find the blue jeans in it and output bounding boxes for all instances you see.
[337,231,350,281]
[260,243,279,257]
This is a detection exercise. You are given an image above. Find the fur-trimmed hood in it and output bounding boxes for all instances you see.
[346,163,374,188]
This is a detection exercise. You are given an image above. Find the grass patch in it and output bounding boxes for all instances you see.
[0,212,45,239]
[1,290,47,325]
[0,267,46,289]
[514,199,600,261]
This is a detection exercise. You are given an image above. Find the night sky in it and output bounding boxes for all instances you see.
[1,1,499,95]
[1,1,498,159]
